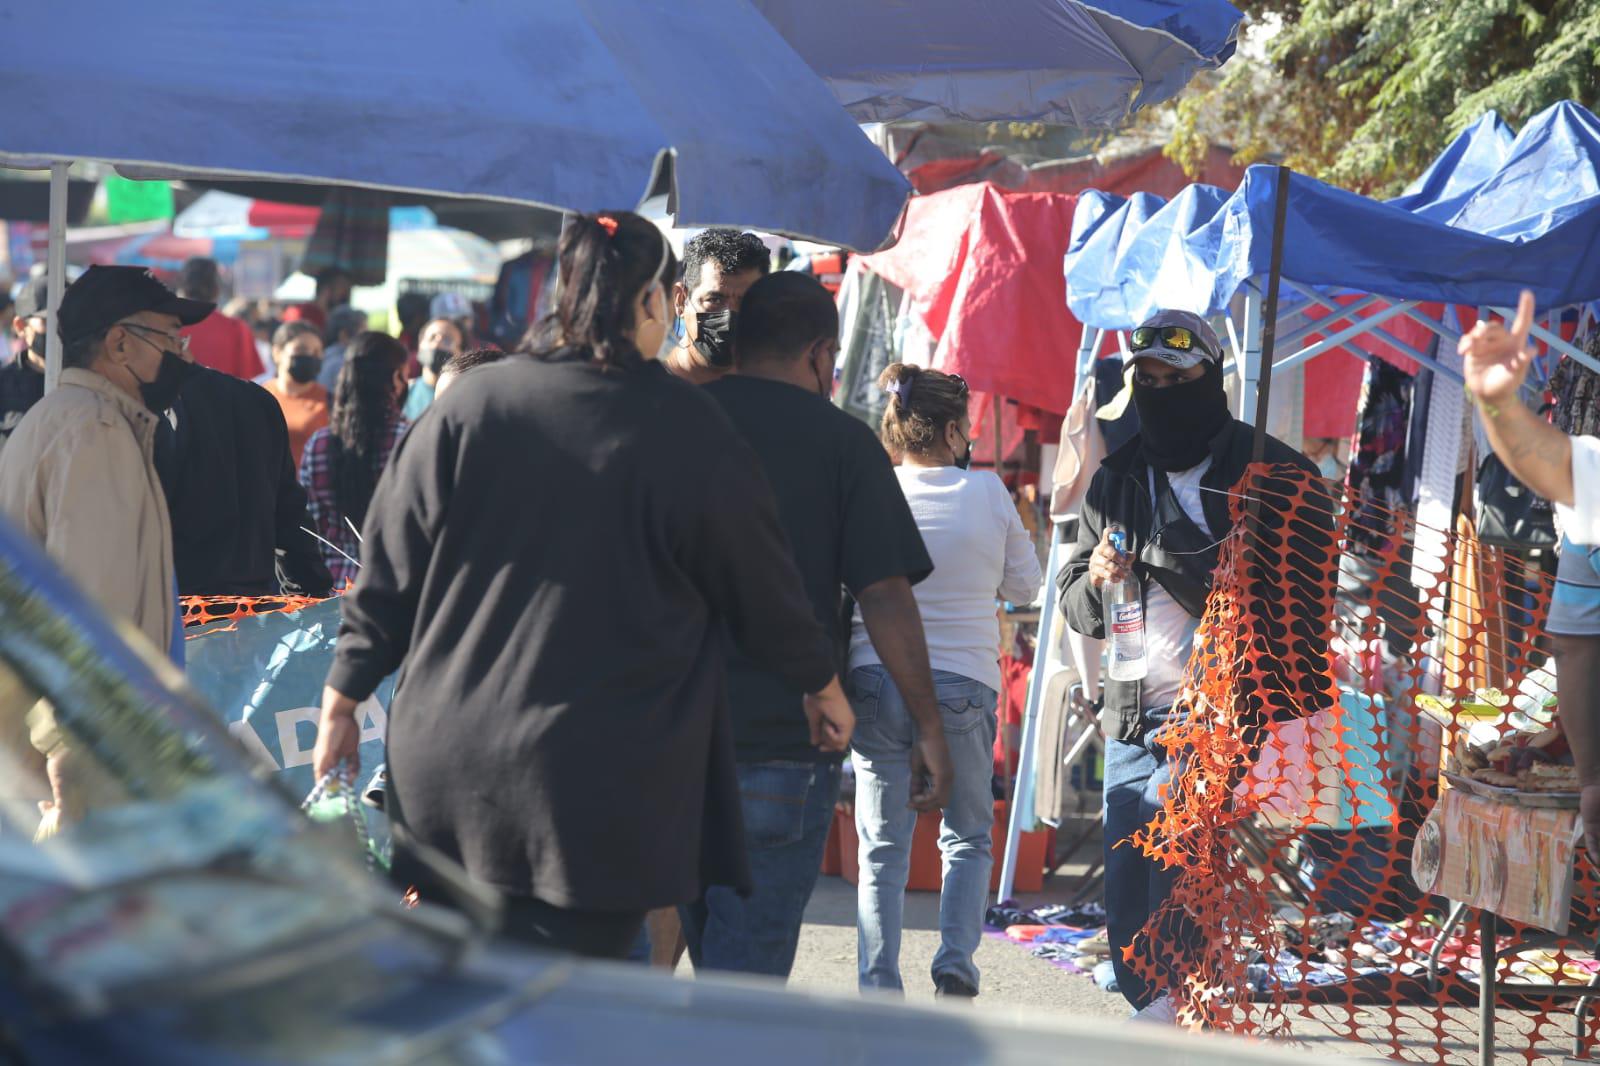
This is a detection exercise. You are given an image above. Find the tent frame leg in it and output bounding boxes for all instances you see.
[996,520,1063,901]
[997,324,1104,903]
[44,161,69,393]
[1239,283,1263,421]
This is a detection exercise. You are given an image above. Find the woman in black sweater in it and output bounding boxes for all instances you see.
[312,212,854,958]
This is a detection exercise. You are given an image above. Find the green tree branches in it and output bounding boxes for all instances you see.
[1169,0,1600,194]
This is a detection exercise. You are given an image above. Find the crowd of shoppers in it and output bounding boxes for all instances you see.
[2,230,1053,1000]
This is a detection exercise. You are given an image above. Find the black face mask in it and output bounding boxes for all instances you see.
[133,348,198,414]
[952,427,972,470]
[418,345,454,374]
[1132,360,1231,471]
[27,332,46,360]
[692,310,736,368]
[287,353,324,384]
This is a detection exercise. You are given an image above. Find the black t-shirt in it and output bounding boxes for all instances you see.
[706,375,932,763]
[0,357,45,452]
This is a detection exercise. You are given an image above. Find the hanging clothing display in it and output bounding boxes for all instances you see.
[1551,333,1600,439]
[835,262,912,428]
[489,249,558,349]
[1345,359,1415,559]
[299,189,392,287]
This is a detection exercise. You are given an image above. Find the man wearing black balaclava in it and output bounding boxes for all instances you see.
[664,229,770,386]
[1056,309,1320,1023]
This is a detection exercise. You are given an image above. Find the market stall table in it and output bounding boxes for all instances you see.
[1412,782,1593,1066]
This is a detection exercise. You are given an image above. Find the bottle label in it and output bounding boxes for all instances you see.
[1109,601,1143,636]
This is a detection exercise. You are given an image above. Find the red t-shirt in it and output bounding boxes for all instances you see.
[182,311,262,380]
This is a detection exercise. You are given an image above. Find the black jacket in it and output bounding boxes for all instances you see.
[327,353,838,911]
[163,366,333,597]
[0,357,44,455]
[1058,418,1333,742]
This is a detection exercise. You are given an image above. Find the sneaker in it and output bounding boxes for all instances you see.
[1129,994,1177,1024]
[934,973,978,1000]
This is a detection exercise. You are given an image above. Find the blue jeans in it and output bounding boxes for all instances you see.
[848,665,998,993]
[680,759,840,979]
[1103,707,1192,1011]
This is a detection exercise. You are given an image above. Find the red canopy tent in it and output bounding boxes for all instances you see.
[854,148,1251,461]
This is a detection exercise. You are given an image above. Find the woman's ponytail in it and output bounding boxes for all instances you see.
[525,211,675,371]
[878,362,969,456]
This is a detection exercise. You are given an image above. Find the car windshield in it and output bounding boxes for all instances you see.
[0,534,397,1006]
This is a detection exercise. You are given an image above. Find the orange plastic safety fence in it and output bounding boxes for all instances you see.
[1123,463,1588,1063]
[180,591,336,634]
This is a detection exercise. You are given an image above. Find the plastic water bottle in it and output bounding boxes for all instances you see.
[1103,527,1147,681]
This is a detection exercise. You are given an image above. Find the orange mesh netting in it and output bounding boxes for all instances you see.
[1124,463,1588,1063]
[180,591,334,634]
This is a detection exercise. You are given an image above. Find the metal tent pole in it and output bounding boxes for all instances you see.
[996,323,1102,902]
[997,520,1064,901]
[1250,165,1292,460]
[44,162,69,393]
[1239,284,1263,421]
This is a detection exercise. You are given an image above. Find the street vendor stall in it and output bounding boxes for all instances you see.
[1007,98,1600,1060]
[1415,760,1589,1066]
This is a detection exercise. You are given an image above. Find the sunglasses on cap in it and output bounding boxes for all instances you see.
[1130,325,1207,356]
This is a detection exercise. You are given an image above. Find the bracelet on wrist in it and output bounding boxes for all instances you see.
[1464,384,1501,420]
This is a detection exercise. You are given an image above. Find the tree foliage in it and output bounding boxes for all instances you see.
[1168,0,1600,194]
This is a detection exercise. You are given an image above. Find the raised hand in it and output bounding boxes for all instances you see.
[1459,289,1537,408]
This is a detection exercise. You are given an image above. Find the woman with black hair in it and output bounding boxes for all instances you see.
[312,211,855,958]
[298,331,409,585]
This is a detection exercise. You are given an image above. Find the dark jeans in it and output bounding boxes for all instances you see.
[393,836,643,961]
[1303,827,1396,919]
[680,759,840,979]
[1102,707,1196,1011]
[497,895,645,960]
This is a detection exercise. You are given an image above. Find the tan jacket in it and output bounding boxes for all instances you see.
[0,367,175,654]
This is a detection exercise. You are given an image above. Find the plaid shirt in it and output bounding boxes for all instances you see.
[298,419,408,586]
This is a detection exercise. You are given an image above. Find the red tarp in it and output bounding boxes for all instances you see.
[861,184,1089,419]
[858,152,1249,431]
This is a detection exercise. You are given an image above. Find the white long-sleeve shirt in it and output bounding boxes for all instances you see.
[1558,434,1600,546]
[848,465,1043,692]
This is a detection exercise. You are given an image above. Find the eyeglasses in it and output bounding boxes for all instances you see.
[119,321,189,356]
[948,373,969,395]
[1131,325,1205,356]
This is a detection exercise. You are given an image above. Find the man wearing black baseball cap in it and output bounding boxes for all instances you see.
[0,265,211,662]
[1056,309,1327,1023]
[0,276,50,454]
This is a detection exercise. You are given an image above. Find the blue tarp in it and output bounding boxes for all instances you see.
[0,0,910,251]
[755,0,1241,127]
[186,600,391,803]
[1066,101,1600,329]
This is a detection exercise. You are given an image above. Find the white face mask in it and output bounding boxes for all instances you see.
[647,283,676,362]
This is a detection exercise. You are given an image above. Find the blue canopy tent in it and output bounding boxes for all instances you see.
[754,0,1243,127]
[0,0,912,387]
[1066,100,1600,406]
[1388,112,1516,222]
[999,101,1600,902]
